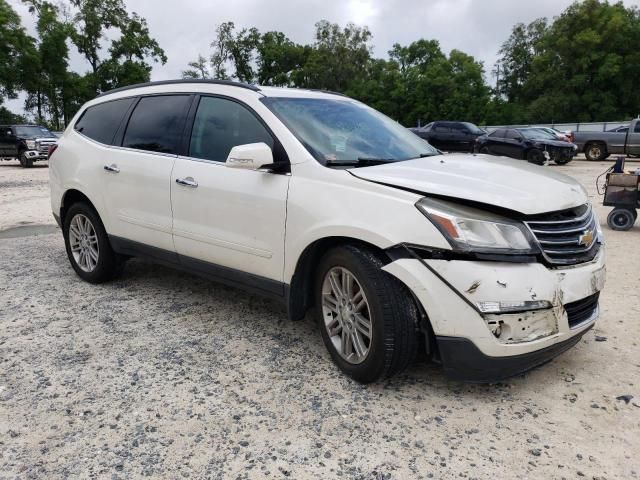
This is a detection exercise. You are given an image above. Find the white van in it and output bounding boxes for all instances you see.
[49,80,605,383]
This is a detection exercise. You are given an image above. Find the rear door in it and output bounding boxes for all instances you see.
[430,123,451,150]
[98,94,192,253]
[625,120,640,156]
[501,129,525,158]
[171,95,290,287]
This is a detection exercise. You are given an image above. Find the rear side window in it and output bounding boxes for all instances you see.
[75,98,135,145]
[635,123,640,133]
[489,129,506,138]
[433,124,450,133]
[189,96,274,162]
[122,95,191,154]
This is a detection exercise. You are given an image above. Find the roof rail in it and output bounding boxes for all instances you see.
[306,88,348,98]
[96,79,261,98]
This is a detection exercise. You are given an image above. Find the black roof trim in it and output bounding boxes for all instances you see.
[305,88,349,98]
[96,79,261,98]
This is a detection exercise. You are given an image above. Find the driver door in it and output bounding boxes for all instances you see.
[171,96,290,290]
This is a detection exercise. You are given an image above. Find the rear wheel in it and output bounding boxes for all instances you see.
[527,149,545,165]
[585,143,607,161]
[63,202,125,283]
[607,208,635,231]
[315,245,419,383]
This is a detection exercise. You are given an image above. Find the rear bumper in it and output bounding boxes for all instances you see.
[437,324,593,383]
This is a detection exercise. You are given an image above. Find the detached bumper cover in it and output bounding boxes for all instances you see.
[437,323,593,383]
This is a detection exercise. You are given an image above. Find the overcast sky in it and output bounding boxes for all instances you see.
[6,0,640,114]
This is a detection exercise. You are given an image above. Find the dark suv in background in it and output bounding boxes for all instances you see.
[410,121,486,152]
[0,124,58,168]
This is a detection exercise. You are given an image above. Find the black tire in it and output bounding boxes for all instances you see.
[314,245,419,383]
[19,151,32,168]
[607,208,635,231]
[62,202,125,283]
[584,143,607,161]
[527,149,545,165]
[479,146,490,155]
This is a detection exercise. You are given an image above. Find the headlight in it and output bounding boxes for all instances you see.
[26,140,36,150]
[415,198,538,254]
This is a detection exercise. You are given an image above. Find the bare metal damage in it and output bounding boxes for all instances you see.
[484,309,559,344]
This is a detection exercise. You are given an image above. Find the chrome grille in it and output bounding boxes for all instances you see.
[36,138,57,154]
[525,204,600,265]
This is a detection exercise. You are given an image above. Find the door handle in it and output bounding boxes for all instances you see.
[175,177,198,188]
[103,164,120,173]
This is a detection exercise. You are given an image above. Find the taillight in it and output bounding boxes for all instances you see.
[48,144,58,159]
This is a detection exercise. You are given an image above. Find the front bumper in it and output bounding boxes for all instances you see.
[437,324,593,382]
[23,150,49,161]
[383,247,605,381]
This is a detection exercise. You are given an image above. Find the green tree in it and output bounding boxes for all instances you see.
[256,31,308,86]
[182,55,210,79]
[0,0,35,104]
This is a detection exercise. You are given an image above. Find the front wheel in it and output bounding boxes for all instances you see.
[315,245,419,383]
[607,208,636,231]
[19,152,33,168]
[63,202,125,283]
[527,149,546,165]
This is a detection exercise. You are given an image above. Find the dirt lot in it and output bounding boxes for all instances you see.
[1,158,639,479]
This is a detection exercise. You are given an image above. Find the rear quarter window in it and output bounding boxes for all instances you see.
[75,98,135,145]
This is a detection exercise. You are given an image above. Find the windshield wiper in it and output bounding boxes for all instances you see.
[326,157,396,167]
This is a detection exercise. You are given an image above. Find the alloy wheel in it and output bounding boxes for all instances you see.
[321,266,373,364]
[69,214,100,272]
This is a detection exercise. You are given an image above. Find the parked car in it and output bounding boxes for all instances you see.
[49,80,605,383]
[0,124,58,167]
[574,119,640,160]
[475,127,577,165]
[409,121,486,152]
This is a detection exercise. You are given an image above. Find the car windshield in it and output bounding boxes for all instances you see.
[14,126,55,138]
[462,122,485,135]
[262,97,439,165]
[519,128,557,140]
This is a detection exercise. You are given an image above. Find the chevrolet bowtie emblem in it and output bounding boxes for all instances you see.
[578,230,595,247]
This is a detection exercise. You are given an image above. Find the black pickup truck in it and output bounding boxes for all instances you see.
[0,124,58,168]
[409,121,486,152]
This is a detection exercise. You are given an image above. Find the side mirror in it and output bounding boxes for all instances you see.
[226,142,273,170]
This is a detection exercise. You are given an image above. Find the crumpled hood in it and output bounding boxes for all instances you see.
[348,153,588,215]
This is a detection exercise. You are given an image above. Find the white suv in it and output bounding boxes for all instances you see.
[49,80,606,383]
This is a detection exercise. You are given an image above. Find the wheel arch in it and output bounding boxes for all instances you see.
[286,236,393,322]
[60,188,102,224]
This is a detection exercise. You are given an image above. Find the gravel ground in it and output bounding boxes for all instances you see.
[1,158,639,479]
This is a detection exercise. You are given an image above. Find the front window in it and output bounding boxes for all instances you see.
[262,97,439,166]
[14,126,54,138]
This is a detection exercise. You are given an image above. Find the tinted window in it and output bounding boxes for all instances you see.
[505,130,522,140]
[189,97,274,162]
[123,95,190,154]
[635,123,640,133]
[433,124,450,133]
[75,98,135,145]
[450,123,469,133]
[489,129,506,137]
